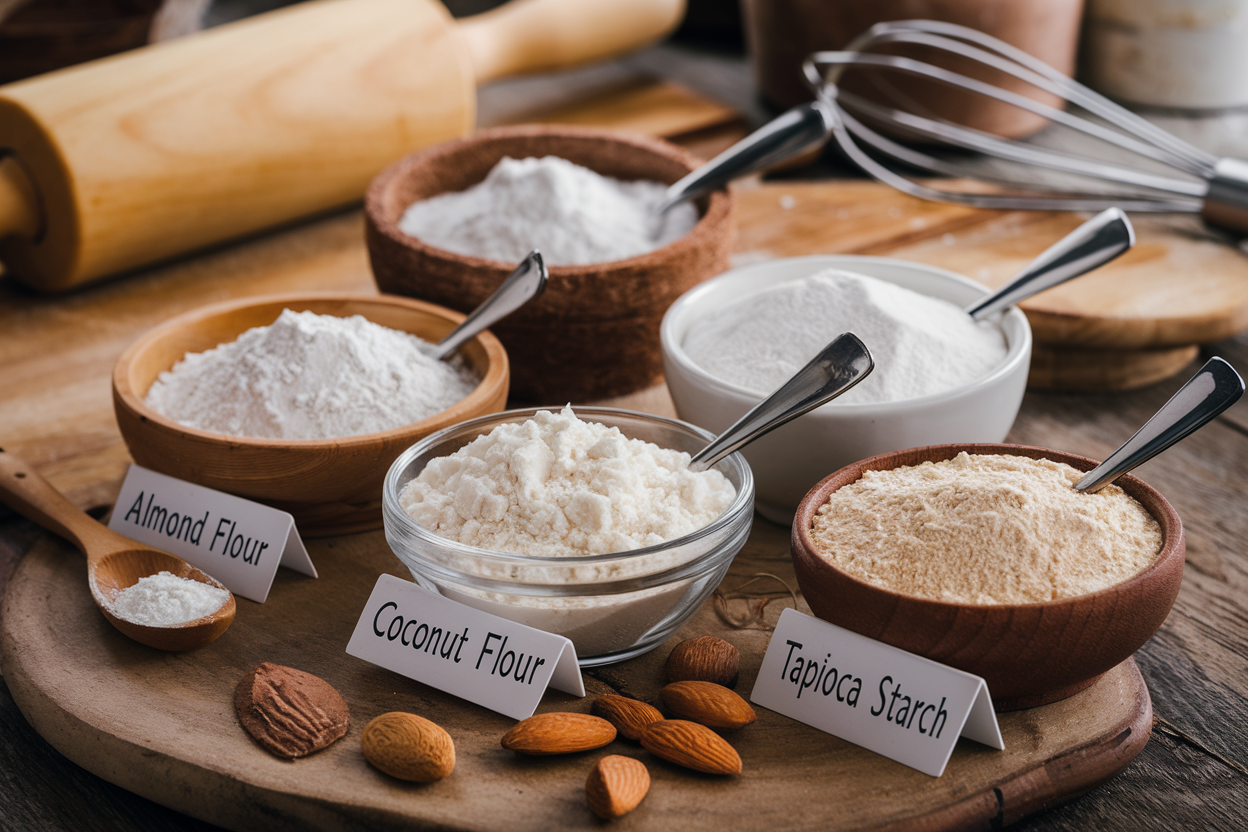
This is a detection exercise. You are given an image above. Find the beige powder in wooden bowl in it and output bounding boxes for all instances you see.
[809,452,1162,604]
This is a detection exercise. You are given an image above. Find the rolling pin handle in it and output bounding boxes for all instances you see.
[0,154,41,241]
[457,0,686,84]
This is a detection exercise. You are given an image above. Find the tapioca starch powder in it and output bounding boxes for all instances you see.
[397,155,698,266]
[809,452,1162,604]
[681,268,1008,404]
[144,309,480,440]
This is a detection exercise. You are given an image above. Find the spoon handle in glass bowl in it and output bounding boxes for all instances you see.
[1075,356,1245,493]
[689,332,874,472]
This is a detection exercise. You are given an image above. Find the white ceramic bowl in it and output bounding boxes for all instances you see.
[660,255,1032,524]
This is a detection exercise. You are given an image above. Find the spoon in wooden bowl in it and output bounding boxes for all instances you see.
[1075,356,1244,493]
[0,448,236,650]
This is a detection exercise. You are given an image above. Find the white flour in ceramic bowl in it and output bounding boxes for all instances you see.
[396,155,698,266]
[384,407,754,663]
[681,268,1007,404]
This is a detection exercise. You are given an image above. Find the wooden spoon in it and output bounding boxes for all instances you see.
[0,449,235,651]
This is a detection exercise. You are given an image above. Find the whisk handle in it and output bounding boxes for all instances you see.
[1201,158,1248,234]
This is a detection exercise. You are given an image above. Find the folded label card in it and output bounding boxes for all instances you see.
[107,464,316,603]
[346,575,584,720]
[750,608,1003,777]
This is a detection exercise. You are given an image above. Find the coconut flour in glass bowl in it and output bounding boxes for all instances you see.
[396,156,698,266]
[384,407,753,664]
[681,268,1008,404]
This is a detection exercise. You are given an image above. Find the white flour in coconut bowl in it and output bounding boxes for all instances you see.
[397,156,698,266]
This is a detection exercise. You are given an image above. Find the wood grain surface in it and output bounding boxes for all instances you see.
[0,513,1152,832]
[2,38,1248,832]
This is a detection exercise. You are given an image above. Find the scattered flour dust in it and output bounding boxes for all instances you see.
[809,452,1163,604]
[144,309,480,440]
[110,571,230,626]
[681,268,1008,403]
[399,406,736,557]
[397,156,698,266]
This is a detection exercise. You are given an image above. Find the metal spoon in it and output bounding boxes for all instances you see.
[690,333,874,471]
[1075,357,1244,493]
[657,101,836,214]
[0,448,236,650]
[430,250,548,360]
[964,207,1135,321]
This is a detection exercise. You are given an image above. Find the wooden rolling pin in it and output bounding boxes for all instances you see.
[0,0,684,293]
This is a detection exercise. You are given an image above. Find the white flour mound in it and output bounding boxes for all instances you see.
[145,309,480,440]
[397,155,698,266]
[682,268,1008,404]
[400,406,736,557]
[110,571,230,627]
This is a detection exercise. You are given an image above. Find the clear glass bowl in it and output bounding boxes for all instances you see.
[382,407,755,666]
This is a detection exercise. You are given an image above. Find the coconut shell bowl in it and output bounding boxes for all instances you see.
[364,124,736,402]
[112,294,509,537]
[790,443,1185,711]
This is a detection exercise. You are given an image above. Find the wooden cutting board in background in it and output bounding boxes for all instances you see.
[733,178,1248,390]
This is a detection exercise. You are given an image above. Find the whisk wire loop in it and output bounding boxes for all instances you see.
[798,19,1248,222]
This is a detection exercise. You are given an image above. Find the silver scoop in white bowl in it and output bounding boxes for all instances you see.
[689,333,874,471]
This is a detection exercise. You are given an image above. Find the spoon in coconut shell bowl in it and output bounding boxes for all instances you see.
[0,448,235,651]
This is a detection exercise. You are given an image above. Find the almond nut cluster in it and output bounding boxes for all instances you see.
[499,635,751,820]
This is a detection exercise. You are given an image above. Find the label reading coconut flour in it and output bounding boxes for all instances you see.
[346,575,584,720]
[750,609,1003,777]
[108,464,316,603]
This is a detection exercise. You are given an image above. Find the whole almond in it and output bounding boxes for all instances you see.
[234,662,349,760]
[361,712,455,782]
[586,754,650,819]
[591,694,664,741]
[660,680,757,730]
[640,719,742,775]
[665,636,740,688]
[501,712,616,755]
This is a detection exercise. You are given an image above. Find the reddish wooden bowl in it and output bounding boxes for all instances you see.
[790,443,1185,711]
[364,124,736,402]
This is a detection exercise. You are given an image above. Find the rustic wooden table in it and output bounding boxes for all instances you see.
[3,30,1248,832]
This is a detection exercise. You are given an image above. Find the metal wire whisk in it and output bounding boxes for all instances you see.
[800,19,1248,233]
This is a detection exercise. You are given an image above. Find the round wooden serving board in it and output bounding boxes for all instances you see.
[1,516,1152,831]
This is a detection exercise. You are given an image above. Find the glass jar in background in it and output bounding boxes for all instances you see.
[1082,0,1248,109]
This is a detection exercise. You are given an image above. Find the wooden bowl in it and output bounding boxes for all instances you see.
[364,124,736,402]
[112,294,509,537]
[790,443,1185,711]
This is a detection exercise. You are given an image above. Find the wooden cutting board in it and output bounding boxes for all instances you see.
[0,515,1151,832]
[733,178,1248,390]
